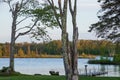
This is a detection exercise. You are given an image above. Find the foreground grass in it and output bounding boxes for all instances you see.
[0,75,120,80]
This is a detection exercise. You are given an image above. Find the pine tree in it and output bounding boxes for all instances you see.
[89,0,120,42]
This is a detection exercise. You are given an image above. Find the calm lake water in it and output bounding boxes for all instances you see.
[0,58,120,77]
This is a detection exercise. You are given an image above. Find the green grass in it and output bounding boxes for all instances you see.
[0,75,120,80]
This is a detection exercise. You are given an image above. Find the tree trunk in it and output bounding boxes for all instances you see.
[61,0,74,80]
[9,23,16,73]
[69,0,79,80]
[71,14,78,80]
[47,0,78,80]
[62,32,72,80]
[72,27,78,80]
[10,37,15,72]
[9,3,18,73]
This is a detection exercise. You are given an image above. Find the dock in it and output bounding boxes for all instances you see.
[80,71,108,76]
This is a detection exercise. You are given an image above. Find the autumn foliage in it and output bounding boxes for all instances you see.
[0,40,117,58]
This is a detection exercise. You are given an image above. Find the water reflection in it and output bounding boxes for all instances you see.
[100,65,105,72]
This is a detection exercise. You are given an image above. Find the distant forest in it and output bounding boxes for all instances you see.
[0,40,119,58]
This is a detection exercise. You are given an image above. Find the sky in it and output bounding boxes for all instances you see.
[0,0,101,43]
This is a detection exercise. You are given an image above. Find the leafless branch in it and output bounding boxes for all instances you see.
[69,0,77,17]
[16,16,29,25]
[18,0,24,11]
[7,0,14,14]
[16,26,30,32]
[58,0,63,25]
[63,0,68,13]
[74,0,77,13]
[69,0,73,15]
[15,18,39,40]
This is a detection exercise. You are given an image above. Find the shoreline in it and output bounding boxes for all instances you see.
[0,55,96,59]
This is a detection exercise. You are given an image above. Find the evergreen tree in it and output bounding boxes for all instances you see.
[89,0,120,42]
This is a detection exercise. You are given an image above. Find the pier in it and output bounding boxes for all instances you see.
[79,65,108,76]
[80,71,108,76]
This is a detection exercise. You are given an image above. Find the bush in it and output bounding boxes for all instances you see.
[49,71,59,76]
[113,54,120,62]
[0,66,20,76]
[0,66,10,73]
[88,59,112,64]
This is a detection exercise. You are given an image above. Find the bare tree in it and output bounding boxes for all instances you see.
[47,0,78,80]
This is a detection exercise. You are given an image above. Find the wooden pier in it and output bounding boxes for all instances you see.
[80,71,108,76]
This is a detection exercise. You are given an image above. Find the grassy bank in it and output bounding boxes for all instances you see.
[0,75,120,80]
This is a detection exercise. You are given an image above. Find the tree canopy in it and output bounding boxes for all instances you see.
[89,0,120,42]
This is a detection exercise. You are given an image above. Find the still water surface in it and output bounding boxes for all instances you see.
[0,58,120,77]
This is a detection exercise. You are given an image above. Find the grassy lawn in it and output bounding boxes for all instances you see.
[0,75,120,80]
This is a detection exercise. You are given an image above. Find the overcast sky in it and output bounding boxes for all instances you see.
[0,0,101,43]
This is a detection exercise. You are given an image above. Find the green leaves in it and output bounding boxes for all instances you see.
[30,4,59,28]
[29,2,59,41]
[31,27,51,42]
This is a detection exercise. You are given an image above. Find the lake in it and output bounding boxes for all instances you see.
[0,58,120,77]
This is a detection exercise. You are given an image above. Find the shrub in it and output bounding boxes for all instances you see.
[113,54,120,62]
[49,71,59,76]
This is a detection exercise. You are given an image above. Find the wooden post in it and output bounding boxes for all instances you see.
[85,65,88,76]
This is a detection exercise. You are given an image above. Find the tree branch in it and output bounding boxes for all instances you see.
[74,0,77,14]
[18,0,24,11]
[7,0,14,15]
[16,26,30,32]
[69,0,73,15]
[47,0,62,29]
[58,0,63,18]
[16,16,29,25]
[15,18,39,41]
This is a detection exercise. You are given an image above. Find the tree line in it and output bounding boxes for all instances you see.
[0,40,119,58]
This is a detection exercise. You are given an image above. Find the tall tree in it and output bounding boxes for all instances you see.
[69,0,79,80]
[47,0,78,80]
[1,0,40,73]
[89,0,120,42]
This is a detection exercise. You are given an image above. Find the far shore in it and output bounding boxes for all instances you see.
[0,54,96,59]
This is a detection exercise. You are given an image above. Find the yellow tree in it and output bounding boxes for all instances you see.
[18,48,25,57]
[0,45,3,57]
